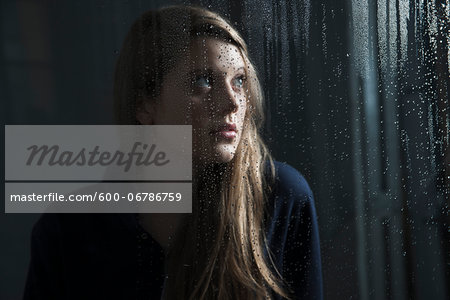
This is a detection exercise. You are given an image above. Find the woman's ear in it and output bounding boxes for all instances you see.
[136,99,156,125]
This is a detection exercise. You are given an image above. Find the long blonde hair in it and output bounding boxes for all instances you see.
[114,6,291,299]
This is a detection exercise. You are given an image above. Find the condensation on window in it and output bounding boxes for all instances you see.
[1,0,448,299]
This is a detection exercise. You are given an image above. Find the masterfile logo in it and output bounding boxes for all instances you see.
[4,125,192,213]
[25,142,170,172]
[5,125,191,181]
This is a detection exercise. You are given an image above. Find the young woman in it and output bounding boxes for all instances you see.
[24,6,322,300]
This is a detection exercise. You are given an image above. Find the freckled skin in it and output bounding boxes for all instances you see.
[141,38,248,164]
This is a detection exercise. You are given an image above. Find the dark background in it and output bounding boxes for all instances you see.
[1,0,448,299]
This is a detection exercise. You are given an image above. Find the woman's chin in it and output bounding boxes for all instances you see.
[193,146,236,165]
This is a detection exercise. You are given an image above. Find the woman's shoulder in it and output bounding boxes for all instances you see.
[265,160,314,208]
[32,213,101,232]
[264,161,323,300]
[30,213,136,244]
[31,213,84,238]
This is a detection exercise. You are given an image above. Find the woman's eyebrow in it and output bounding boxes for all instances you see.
[189,68,214,75]
[183,69,214,82]
[188,66,245,76]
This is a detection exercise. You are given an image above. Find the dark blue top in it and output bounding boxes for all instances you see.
[23,161,323,299]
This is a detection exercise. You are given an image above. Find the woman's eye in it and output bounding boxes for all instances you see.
[232,75,246,89]
[193,75,212,89]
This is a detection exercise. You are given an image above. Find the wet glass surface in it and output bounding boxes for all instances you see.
[1,0,448,299]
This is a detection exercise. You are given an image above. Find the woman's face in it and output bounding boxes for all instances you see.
[138,37,248,164]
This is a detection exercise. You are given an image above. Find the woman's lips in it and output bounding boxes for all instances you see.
[211,123,237,139]
[215,130,237,139]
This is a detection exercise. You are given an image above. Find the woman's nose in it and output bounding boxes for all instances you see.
[213,79,239,115]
